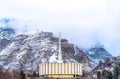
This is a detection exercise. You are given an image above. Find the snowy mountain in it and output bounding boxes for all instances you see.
[85,43,112,67]
[0,18,16,51]
[0,18,113,74]
[0,27,15,39]
[0,27,15,51]
[0,31,90,73]
[89,43,112,59]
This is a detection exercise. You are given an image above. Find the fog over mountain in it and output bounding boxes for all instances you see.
[0,0,120,56]
[0,18,119,56]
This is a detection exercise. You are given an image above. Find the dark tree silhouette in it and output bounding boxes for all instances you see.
[20,70,26,79]
[97,71,102,79]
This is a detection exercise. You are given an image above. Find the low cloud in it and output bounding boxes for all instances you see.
[0,0,120,56]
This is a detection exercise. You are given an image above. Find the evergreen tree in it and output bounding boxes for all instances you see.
[36,73,39,77]
[108,71,113,79]
[102,70,108,78]
[20,70,26,79]
[33,71,36,77]
[113,61,120,79]
[97,71,102,79]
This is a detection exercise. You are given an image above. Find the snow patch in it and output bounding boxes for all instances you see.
[49,53,58,63]
[16,51,26,60]
[89,51,94,55]
[4,62,21,70]
[83,66,93,72]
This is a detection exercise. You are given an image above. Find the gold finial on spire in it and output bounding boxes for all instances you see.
[59,32,61,37]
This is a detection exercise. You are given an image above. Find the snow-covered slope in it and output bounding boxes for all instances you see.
[0,27,15,51]
[0,18,16,51]
[0,31,90,72]
[85,43,112,67]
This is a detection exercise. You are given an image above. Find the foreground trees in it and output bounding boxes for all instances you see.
[0,66,39,79]
[113,61,120,79]
[96,61,120,79]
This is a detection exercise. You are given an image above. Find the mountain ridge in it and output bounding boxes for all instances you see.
[0,31,90,72]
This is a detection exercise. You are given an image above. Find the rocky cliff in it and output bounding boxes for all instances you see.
[0,31,90,73]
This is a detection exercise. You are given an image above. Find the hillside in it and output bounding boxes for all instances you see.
[0,31,90,73]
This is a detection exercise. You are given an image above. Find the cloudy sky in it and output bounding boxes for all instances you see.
[0,0,120,56]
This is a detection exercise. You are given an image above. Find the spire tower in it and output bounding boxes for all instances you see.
[57,32,63,63]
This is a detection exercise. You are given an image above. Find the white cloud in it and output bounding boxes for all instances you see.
[0,0,120,56]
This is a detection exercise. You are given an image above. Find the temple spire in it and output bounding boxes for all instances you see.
[57,32,63,63]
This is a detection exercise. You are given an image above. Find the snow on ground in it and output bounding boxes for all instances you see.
[49,53,58,63]
[88,51,95,55]
[83,65,93,72]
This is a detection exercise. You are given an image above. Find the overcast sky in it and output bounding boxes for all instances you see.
[0,0,120,56]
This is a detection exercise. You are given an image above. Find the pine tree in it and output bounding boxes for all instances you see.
[20,70,26,79]
[108,71,113,79]
[102,70,108,78]
[33,71,36,77]
[97,71,102,79]
[113,61,120,79]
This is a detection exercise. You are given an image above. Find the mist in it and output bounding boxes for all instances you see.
[0,0,120,56]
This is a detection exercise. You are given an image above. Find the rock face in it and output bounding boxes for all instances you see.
[0,27,15,51]
[85,43,112,67]
[94,55,120,71]
[0,66,21,79]
[88,43,112,59]
[0,31,90,73]
[0,38,10,50]
[88,47,112,60]
[75,47,90,66]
